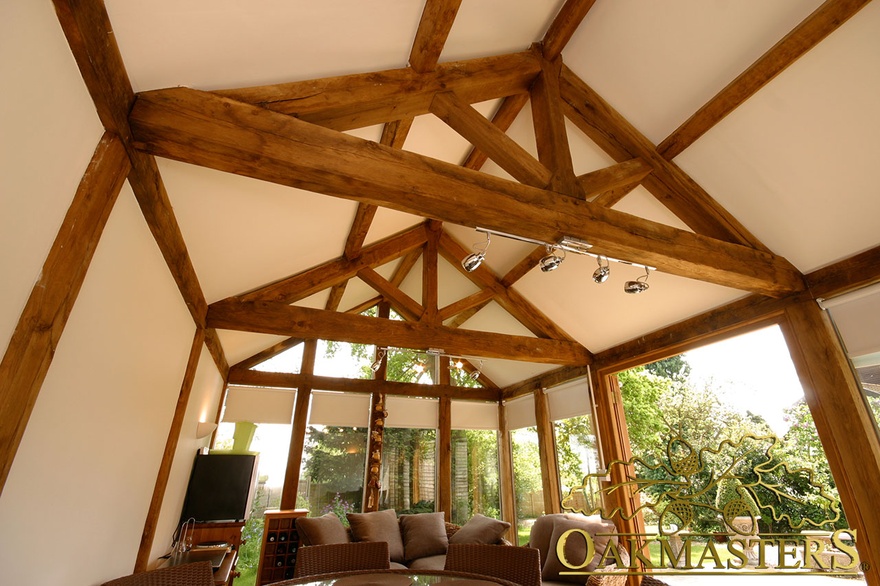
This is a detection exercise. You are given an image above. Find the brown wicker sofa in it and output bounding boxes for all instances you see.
[528,513,630,586]
[295,510,511,571]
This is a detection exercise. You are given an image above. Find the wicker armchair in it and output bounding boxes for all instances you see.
[293,541,391,578]
[101,561,214,586]
[444,542,542,586]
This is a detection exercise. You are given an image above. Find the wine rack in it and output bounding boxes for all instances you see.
[256,509,308,585]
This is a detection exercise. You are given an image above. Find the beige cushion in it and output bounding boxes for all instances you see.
[399,513,449,561]
[347,509,405,563]
[541,515,618,583]
[295,513,350,546]
[408,554,447,571]
[449,514,511,545]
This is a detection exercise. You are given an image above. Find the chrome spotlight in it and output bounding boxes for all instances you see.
[539,247,564,272]
[461,252,485,272]
[592,255,610,284]
[461,232,491,273]
[624,267,651,294]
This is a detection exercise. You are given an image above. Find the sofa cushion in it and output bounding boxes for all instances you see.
[541,515,618,583]
[407,554,447,571]
[449,513,510,545]
[347,509,405,563]
[295,513,350,546]
[399,512,448,562]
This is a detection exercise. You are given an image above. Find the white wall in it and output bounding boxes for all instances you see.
[0,3,226,583]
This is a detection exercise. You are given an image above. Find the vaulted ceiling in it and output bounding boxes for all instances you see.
[55,0,880,392]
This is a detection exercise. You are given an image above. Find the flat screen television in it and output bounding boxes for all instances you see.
[179,452,259,523]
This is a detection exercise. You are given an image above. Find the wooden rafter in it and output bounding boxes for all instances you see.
[232,337,305,371]
[358,268,425,322]
[541,0,599,61]
[409,0,463,73]
[131,87,805,296]
[208,299,592,366]
[234,224,429,304]
[461,94,531,170]
[560,66,770,250]
[227,369,499,402]
[0,133,129,495]
[214,52,539,131]
[502,365,592,400]
[422,221,441,324]
[658,0,874,160]
[577,158,652,200]
[438,231,578,342]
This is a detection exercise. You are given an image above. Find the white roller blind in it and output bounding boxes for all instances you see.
[222,386,295,424]
[386,396,439,428]
[547,378,592,421]
[504,394,536,429]
[309,391,371,427]
[451,400,499,430]
[822,282,880,358]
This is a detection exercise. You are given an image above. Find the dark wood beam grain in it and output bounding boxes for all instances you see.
[462,94,531,170]
[541,0,599,61]
[0,134,129,495]
[658,0,873,160]
[577,158,652,199]
[227,369,500,402]
[208,299,592,365]
[232,337,305,371]
[131,87,805,296]
[214,52,539,131]
[409,0,463,73]
[357,267,425,322]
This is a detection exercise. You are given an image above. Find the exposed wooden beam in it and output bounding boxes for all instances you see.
[439,289,496,322]
[535,389,562,513]
[502,365,592,400]
[52,0,134,141]
[462,94,531,170]
[590,182,642,209]
[422,222,440,325]
[409,0,463,73]
[541,0,599,61]
[135,328,205,572]
[577,158,652,200]
[807,244,880,300]
[391,246,424,287]
[208,299,593,366]
[531,52,581,196]
[357,267,425,322]
[431,91,551,188]
[214,52,540,131]
[280,339,317,510]
[232,337,305,371]
[381,117,415,150]
[130,86,805,296]
[325,282,347,312]
[445,301,491,329]
[0,134,129,495]
[658,0,874,160]
[233,224,428,304]
[501,246,546,287]
[203,327,229,377]
[560,66,770,250]
[226,369,500,402]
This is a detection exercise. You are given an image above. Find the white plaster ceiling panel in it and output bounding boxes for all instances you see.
[405,100,501,166]
[0,0,105,357]
[564,0,824,144]
[514,254,745,352]
[437,256,483,309]
[293,290,331,311]
[480,359,557,389]
[216,330,289,367]
[158,159,355,303]
[611,187,694,232]
[439,0,564,63]
[105,0,424,91]
[338,275,383,314]
[362,208,425,248]
[673,1,880,272]
[458,301,537,338]
[398,256,424,306]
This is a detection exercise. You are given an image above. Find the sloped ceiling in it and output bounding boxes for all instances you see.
[83,0,880,388]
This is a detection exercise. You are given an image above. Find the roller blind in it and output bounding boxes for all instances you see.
[504,394,536,429]
[547,378,592,421]
[309,391,371,427]
[821,282,880,359]
[451,400,499,430]
[222,386,295,424]
[386,396,438,428]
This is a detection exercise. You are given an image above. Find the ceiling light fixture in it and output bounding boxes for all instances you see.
[370,348,387,372]
[592,255,610,283]
[461,231,491,272]
[469,360,483,381]
[624,267,651,294]
[539,246,565,272]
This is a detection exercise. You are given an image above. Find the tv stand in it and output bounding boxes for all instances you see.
[163,521,245,586]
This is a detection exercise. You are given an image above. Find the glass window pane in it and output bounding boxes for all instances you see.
[553,414,599,509]
[299,425,368,518]
[450,429,500,525]
[510,426,541,545]
[380,427,436,514]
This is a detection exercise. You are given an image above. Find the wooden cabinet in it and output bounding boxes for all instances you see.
[191,521,245,586]
[256,509,308,585]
